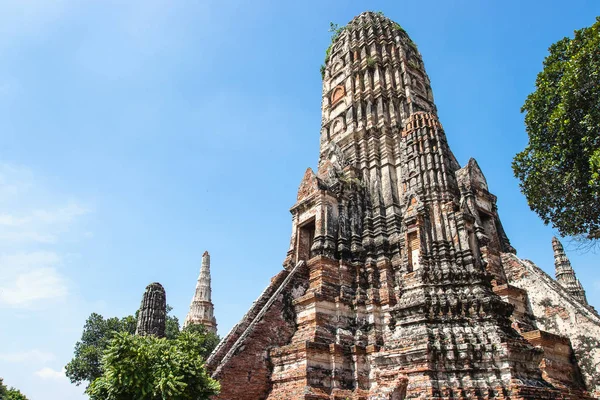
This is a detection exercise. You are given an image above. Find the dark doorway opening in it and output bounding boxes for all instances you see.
[298,219,316,262]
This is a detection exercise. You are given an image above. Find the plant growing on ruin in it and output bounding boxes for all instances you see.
[513,17,600,244]
[367,57,376,69]
[408,59,420,69]
[320,21,347,79]
[320,14,414,79]
[324,22,345,65]
[393,22,406,35]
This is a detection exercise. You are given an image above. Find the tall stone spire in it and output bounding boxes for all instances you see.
[135,282,167,337]
[184,251,217,334]
[272,11,549,399]
[208,12,593,400]
[553,237,588,305]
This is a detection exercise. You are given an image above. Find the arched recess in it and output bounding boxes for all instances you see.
[331,117,344,137]
[330,85,345,106]
[332,61,343,73]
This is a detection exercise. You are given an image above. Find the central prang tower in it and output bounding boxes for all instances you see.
[275,11,547,399]
[206,11,597,400]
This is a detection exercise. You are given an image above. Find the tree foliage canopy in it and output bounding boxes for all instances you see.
[181,323,221,359]
[85,332,220,400]
[65,306,211,387]
[65,313,136,386]
[513,17,600,241]
[0,378,29,400]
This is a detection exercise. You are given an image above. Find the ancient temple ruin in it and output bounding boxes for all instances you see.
[184,251,218,334]
[135,282,167,338]
[206,12,600,400]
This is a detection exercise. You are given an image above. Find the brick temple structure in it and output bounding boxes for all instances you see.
[206,12,600,400]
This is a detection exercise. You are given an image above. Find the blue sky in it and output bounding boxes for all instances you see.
[0,1,598,398]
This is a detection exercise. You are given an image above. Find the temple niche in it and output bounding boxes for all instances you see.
[205,11,600,400]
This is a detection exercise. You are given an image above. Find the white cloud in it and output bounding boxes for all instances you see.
[0,251,61,269]
[0,163,91,309]
[0,252,68,308]
[0,231,57,244]
[32,203,90,224]
[0,349,55,364]
[0,266,68,307]
[35,367,66,380]
[0,202,90,244]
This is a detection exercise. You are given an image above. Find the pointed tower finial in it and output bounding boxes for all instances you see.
[183,251,217,333]
[136,282,167,337]
[552,237,588,305]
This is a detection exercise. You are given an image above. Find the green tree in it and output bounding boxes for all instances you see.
[513,17,600,242]
[0,378,29,400]
[65,308,180,387]
[181,323,221,360]
[86,332,220,400]
[5,389,28,400]
[165,305,181,339]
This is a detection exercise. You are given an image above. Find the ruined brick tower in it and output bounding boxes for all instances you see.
[184,251,218,334]
[207,12,600,399]
[136,282,167,338]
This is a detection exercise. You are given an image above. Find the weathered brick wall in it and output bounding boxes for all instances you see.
[208,262,309,400]
[522,330,586,392]
[503,253,600,397]
[206,269,289,372]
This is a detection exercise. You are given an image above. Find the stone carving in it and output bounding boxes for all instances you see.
[296,168,319,201]
[135,282,166,338]
[207,11,599,400]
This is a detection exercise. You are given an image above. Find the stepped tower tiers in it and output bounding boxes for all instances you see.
[552,237,588,306]
[136,282,167,338]
[184,251,217,334]
[207,11,599,400]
